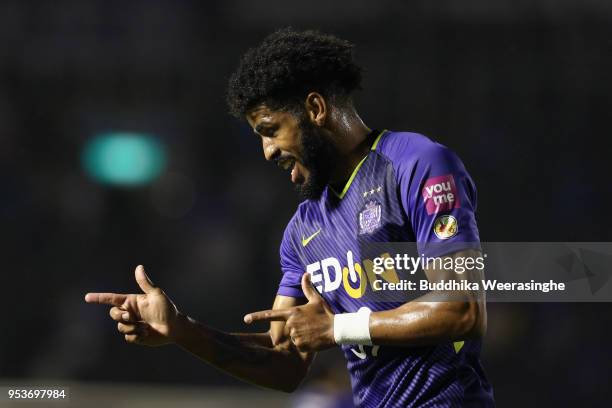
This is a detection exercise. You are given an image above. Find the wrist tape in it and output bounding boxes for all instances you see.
[333,307,372,346]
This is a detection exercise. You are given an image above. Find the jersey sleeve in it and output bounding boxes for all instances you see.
[277,218,305,298]
[393,135,481,257]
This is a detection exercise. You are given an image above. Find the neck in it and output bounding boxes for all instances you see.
[328,109,372,188]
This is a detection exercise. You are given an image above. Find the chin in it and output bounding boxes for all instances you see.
[295,178,327,201]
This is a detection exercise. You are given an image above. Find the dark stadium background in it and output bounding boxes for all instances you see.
[1,0,611,406]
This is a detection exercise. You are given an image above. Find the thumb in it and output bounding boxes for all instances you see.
[301,272,321,302]
[135,265,156,294]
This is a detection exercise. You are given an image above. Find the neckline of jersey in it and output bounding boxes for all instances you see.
[329,129,387,199]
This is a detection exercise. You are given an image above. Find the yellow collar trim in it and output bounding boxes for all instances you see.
[370,129,385,151]
[329,130,386,199]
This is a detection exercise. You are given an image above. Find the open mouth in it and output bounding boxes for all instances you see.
[276,156,304,184]
[277,156,296,172]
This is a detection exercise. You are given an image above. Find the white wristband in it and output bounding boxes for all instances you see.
[333,307,372,346]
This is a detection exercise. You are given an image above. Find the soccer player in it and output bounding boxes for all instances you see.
[85,29,494,407]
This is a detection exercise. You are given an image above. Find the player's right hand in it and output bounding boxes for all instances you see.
[85,265,181,347]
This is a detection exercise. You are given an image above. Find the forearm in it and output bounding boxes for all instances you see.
[369,290,486,347]
[172,314,309,392]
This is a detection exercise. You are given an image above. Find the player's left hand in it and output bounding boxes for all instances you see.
[85,265,181,347]
[244,273,335,352]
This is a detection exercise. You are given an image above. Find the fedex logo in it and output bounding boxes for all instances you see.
[422,174,460,215]
[306,250,398,299]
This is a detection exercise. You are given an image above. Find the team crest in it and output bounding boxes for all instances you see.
[359,200,382,234]
[433,215,458,239]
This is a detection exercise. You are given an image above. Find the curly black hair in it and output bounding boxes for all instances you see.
[227,28,362,118]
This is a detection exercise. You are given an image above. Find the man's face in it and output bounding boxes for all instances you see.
[246,105,336,200]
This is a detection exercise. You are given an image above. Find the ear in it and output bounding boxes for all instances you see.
[304,92,327,126]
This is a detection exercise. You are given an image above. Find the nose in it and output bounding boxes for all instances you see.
[261,136,280,162]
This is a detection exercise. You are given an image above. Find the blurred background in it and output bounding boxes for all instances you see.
[1,0,611,406]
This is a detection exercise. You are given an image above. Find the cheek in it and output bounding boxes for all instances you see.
[276,118,302,149]
[279,130,302,152]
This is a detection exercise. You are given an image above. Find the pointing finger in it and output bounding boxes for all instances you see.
[85,292,127,306]
[135,265,156,294]
[244,308,292,324]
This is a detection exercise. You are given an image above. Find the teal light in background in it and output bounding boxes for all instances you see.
[82,132,167,186]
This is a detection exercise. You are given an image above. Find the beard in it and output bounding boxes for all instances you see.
[295,118,338,201]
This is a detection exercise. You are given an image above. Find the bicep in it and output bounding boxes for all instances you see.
[422,249,487,327]
[422,249,485,285]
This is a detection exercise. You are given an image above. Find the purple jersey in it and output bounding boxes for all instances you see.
[278,130,494,407]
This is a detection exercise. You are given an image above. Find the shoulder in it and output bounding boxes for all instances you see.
[376,130,466,174]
